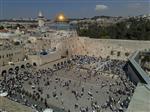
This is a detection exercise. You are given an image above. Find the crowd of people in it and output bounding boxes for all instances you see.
[0,55,136,112]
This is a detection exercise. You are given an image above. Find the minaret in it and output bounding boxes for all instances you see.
[38,11,45,27]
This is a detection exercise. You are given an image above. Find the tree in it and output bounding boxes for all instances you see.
[77,17,150,40]
[0,25,4,30]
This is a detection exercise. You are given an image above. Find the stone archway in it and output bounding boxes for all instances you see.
[26,63,31,68]
[8,68,13,73]
[64,61,67,66]
[57,63,60,66]
[61,62,63,65]
[15,66,19,71]
[57,63,60,69]
[53,64,56,69]
[33,62,37,66]
[1,70,7,77]
[21,64,25,69]
[60,62,64,68]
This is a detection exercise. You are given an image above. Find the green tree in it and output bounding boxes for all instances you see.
[0,25,4,30]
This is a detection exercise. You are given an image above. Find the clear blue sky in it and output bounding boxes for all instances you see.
[0,0,149,19]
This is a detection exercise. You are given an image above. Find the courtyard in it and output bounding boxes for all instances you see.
[0,55,135,112]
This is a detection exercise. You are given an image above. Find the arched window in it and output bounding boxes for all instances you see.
[33,62,37,66]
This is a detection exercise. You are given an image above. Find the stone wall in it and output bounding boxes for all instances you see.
[0,46,25,66]
[70,37,150,60]
[0,60,31,77]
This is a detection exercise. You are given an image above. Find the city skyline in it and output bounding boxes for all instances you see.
[0,1,150,112]
[0,0,150,19]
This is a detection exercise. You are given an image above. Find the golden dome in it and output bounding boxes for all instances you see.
[55,13,68,22]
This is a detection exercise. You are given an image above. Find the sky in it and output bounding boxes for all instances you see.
[0,0,150,19]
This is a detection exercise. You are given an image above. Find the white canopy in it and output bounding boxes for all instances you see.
[43,108,53,112]
[0,92,8,97]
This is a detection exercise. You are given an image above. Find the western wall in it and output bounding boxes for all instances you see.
[66,36,150,60]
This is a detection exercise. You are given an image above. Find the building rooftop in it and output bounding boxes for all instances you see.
[128,50,150,84]
[127,83,150,112]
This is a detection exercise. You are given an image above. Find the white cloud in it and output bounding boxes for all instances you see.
[95,5,108,11]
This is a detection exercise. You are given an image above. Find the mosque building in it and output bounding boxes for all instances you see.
[37,11,76,31]
[49,12,73,30]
